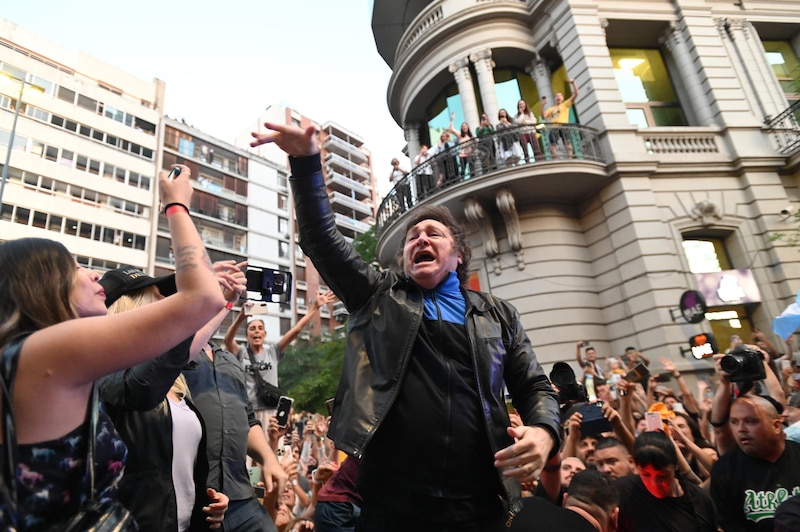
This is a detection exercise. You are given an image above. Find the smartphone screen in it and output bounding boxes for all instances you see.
[276,396,294,427]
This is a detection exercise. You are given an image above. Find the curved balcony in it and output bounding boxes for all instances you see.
[376,123,606,237]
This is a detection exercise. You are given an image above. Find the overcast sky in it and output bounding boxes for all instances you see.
[2,0,407,195]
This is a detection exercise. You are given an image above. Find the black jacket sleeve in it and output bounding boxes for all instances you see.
[98,335,194,412]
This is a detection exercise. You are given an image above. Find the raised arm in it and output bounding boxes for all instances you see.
[21,164,225,387]
[224,302,250,354]
[197,261,247,356]
[660,357,699,415]
[576,341,586,367]
[567,78,579,104]
[277,290,336,352]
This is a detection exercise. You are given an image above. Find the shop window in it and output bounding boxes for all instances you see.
[610,48,687,128]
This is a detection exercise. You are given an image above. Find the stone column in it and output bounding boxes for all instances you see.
[449,57,480,129]
[526,56,553,115]
[661,22,716,126]
[404,123,420,166]
[469,48,499,124]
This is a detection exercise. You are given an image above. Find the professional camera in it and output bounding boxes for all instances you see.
[550,362,587,405]
[720,345,766,383]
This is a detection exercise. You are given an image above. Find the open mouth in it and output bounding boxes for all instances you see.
[414,252,435,264]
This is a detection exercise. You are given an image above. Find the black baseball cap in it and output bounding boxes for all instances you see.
[99,266,176,307]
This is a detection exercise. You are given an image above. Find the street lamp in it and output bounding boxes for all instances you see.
[0,73,44,207]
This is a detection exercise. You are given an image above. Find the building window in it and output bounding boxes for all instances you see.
[682,238,730,273]
[610,48,687,128]
[279,241,290,258]
[763,41,800,107]
[278,217,289,235]
[278,193,288,210]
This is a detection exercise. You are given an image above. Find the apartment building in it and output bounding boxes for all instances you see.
[240,105,378,339]
[0,18,162,273]
[158,116,292,338]
[0,18,294,343]
[372,0,800,374]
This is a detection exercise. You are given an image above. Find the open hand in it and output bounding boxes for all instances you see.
[250,122,319,157]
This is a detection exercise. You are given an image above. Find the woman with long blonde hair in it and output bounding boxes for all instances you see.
[99,265,243,531]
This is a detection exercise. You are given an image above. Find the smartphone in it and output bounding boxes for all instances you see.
[167,166,181,181]
[581,341,590,347]
[645,411,663,432]
[625,363,650,384]
[654,372,673,383]
[276,396,294,428]
[248,466,261,487]
[245,301,269,315]
[325,398,335,416]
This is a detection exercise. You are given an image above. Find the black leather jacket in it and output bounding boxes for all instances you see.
[290,155,562,517]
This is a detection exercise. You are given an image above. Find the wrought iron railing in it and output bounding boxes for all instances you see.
[765,100,800,154]
[376,123,603,235]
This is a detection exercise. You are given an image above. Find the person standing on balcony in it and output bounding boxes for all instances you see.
[389,158,411,211]
[224,291,335,428]
[249,121,562,531]
[431,128,459,187]
[414,144,435,200]
[514,99,543,163]
[495,108,521,168]
[544,79,580,158]
[475,113,496,171]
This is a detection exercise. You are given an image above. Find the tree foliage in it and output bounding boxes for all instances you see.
[352,225,378,265]
[770,209,800,247]
[280,227,374,413]
[280,335,346,413]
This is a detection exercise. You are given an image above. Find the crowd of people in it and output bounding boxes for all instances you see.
[3,119,800,532]
[393,83,581,215]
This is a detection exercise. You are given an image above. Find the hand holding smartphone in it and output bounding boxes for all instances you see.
[276,396,294,428]
[645,411,663,432]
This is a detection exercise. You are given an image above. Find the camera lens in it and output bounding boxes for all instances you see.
[720,354,743,374]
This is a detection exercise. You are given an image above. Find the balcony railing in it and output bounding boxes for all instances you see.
[765,101,800,154]
[376,123,603,235]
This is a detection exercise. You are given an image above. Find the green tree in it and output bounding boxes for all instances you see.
[353,225,378,264]
[771,209,800,247]
[280,335,345,413]
[281,226,375,413]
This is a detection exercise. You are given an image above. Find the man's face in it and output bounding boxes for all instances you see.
[555,92,565,104]
[730,400,783,459]
[787,405,800,425]
[577,436,598,465]
[639,464,676,499]
[585,348,597,362]
[560,457,586,487]
[246,319,266,348]
[663,396,678,411]
[596,384,612,403]
[402,219,462,289]
[594,445,635,480]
